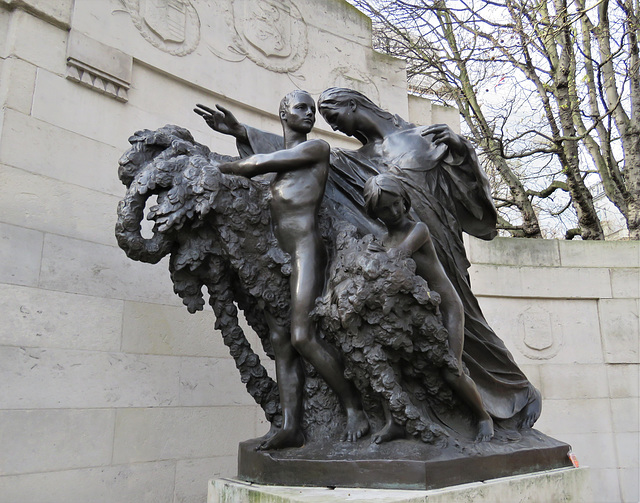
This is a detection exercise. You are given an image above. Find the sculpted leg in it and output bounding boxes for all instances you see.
[289,244,369,442]
[439,292,493,442]
[259,312,305,450]
[443,368,494,442]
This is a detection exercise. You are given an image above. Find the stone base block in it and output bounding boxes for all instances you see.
[209,467,590,502]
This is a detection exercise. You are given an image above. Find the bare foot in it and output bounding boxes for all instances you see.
[341,409,370,442]
[258,427,305,450]
[475,417,494,442]
[518,388,542,429]
[372,420,405,444]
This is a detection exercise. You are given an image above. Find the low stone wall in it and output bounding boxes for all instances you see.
[466,236,639,503]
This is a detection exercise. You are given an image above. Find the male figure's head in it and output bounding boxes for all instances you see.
[279,90,316,134]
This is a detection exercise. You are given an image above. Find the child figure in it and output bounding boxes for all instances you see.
[363,173,494,443]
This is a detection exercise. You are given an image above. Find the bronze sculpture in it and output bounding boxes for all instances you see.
[204,88,542,430]
[116,88,571,489]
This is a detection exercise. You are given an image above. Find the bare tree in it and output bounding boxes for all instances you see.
[351,0,639,240]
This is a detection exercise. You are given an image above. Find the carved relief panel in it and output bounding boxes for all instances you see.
[119,0,201,56]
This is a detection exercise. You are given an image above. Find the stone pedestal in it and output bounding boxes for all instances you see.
[209,467,590,502]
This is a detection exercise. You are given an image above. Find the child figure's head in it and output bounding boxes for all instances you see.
[364,174,411,227]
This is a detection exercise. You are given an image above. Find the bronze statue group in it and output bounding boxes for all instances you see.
[190,88,542,449]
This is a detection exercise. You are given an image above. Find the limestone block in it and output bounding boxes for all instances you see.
[588,468,622,503]
[122,301,226,357]
[555,432,617,470]
[32,68,161,152]
[465,236,560,267]
[305,0,371,45]
[0,283,122,351]
[66,31,132,102]
[0,461,175,503]
[175,457,237,503]
[607,364,639,398]
[1,0,73,28]
[0,8,10,56]
[39,233,182,306]
[619,467,640,503]
[611,268,640,298]
[468,263,612,299]
[539,364,609,399]
[614,432,639,469]
[2,9,67,74]
[209,468,591,503]
[599,299,639,364]
[178,357,258,407]
[559,239,640,268]
[610,397,639,432]
[0,346,181,408]
[112,406,258,462]
[0,222,43,287]
[431,104,461,133]
[476,297,603,365]
[0,165,121,247]
[0,409,113,475]
[0,108,125,196]
[408,94,433,127]
[535,398,613,435]
[0,56,36,113]
[127,62,270,152]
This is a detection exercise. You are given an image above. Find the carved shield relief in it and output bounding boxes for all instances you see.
[143,0,188,43]
[515,305,562,360]
[231,0,308,72]
[120,0,200,56]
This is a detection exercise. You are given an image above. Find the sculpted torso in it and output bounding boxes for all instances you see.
[269,139,329,252]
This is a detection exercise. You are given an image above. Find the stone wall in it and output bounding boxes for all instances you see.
[0,1,637,503]
[466,236,639,503]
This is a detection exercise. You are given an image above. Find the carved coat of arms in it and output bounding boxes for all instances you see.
[120,0,201,56]
[225,0,308,73]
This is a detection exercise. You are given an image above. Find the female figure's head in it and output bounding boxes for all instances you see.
[318,88,400,143]
[363,174,411,227]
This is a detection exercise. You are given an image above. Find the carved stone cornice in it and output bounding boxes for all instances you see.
[65,31,132,102]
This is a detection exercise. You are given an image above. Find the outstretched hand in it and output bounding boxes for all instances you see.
[420,124,466,158]
[194,103,247,141]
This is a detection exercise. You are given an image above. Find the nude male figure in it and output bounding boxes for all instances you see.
[200,90,369,449]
